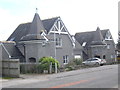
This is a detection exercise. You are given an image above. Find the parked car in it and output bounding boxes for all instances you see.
[82,58,106,66]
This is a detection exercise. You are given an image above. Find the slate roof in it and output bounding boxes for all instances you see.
[1,42,24,61]
[101,29,109,38]
[93,27,104,42]
[74,40,83,50]
[7,13,59,42]
[75,27,109,46]
[21,13,46,41]
[7,23,31,42]
[75,31,94,46]
[42,17,59,33]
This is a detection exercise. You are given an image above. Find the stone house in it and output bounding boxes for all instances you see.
[0,13,83,66]
[75,27,116,64]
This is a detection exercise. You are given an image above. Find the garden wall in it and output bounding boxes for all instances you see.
[2,59,20,77]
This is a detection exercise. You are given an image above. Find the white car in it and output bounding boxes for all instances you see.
[82,58,106,66]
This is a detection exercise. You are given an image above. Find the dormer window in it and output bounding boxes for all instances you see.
[40,31,48,42]
[10,37,15,41]
[82,42,87,47]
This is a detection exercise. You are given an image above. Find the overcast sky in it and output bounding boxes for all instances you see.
[0,0,119,43]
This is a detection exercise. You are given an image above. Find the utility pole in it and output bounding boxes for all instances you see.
[54,27,56,60]
[54,27,57,73]
[49,62,52,74]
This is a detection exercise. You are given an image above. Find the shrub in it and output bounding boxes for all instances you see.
[64,58,83,71]
[65,66,75,71]
[73,58,83,65]
[38,57,60,73]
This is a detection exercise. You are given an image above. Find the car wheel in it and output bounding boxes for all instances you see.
[83,63,85,66]
[95,62,100,66]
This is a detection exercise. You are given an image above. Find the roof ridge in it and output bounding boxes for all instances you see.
[42,16,60,21]
[101,29,109,31]
[20,22,31,25]
[76,31,96,34]
[75,29,109,35]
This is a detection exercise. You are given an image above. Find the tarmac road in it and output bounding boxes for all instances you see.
[1,64,119,89]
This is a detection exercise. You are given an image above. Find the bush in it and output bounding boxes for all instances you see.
[73,58,83,65]
[38,57,60,73]
[64,58,83,71]
[66,58,83,66]
[65,66,75,71]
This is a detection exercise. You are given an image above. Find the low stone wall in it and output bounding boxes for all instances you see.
[2,59,20,77]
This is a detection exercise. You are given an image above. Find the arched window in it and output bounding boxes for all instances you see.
[29,57,36,63]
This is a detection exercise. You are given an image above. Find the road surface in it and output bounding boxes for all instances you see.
[1,64,119,89]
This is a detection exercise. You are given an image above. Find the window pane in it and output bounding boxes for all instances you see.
[63,56,65,59]
[107,44,110,49]
[63,55,69,64]
[56,38,62,46]
[93,59,97,61]
[63,60,65,63]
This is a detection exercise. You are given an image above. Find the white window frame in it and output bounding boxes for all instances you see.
[56,37,62,47]
[63,55,69,64]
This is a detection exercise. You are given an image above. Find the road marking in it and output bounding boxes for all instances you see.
[50,79,92,88]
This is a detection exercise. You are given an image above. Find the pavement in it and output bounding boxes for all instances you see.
[0,64,119,88]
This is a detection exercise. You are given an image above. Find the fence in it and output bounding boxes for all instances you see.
[2,59,20,77]
[20,63,58,74]
[20,63,41,74]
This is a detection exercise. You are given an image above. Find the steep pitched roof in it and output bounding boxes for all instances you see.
[42,17,59,33]
[21,13,46,41]
[75,27,108,46]
[101,29,109,38]
[75,31,94,46]
[74,40,83,50]
[29,13,45,34]
[1,41,24,61]
[7,14,59,42]
[7,23,31,42]
[93,27,104,41]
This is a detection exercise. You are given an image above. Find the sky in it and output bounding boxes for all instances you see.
[0,0,119,43]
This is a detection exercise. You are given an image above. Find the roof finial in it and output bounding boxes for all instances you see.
[36,8,38,13]
[96,27,100,31]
